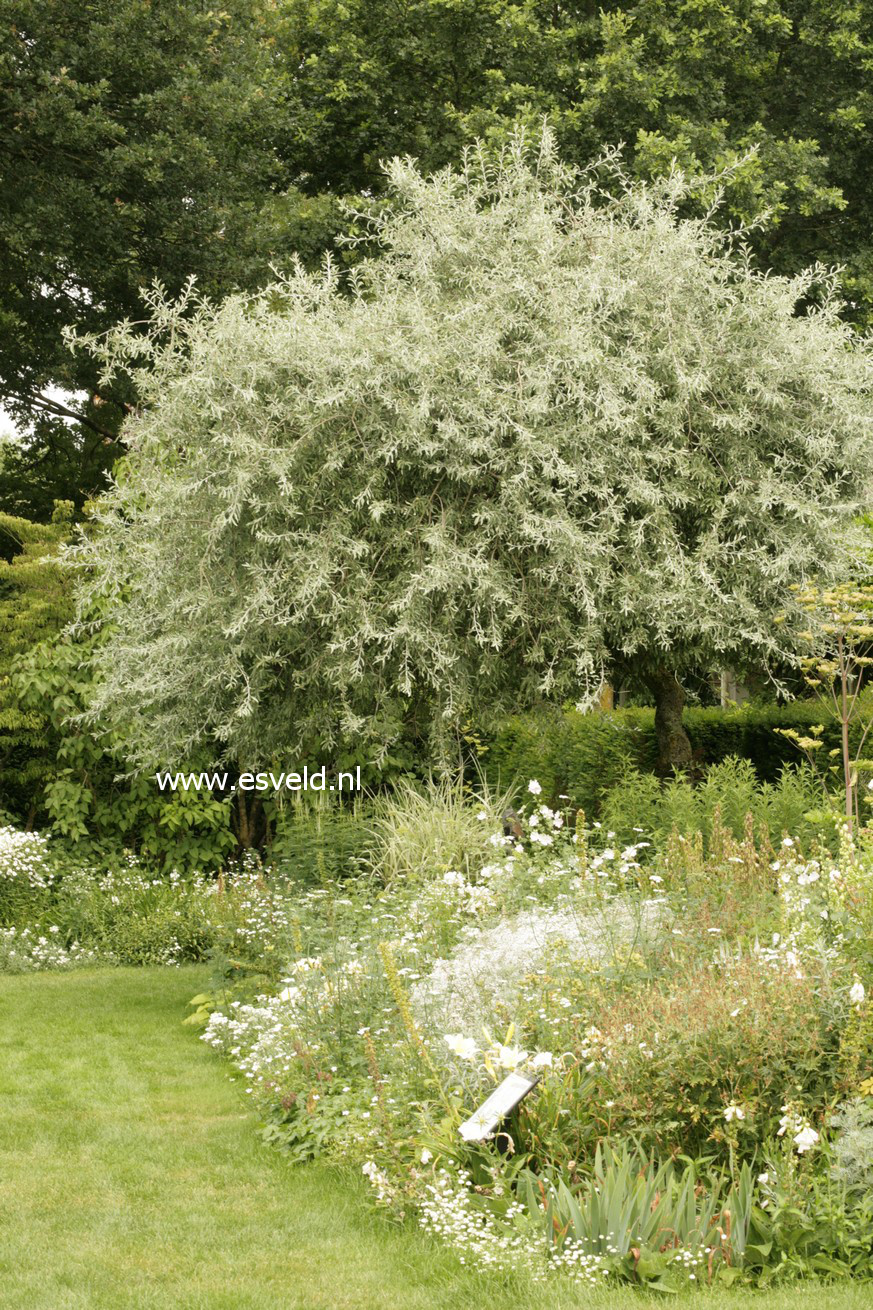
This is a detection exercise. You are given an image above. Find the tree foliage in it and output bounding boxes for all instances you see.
[276,0,873,321]
[72,139,873,769]
[0,507,235,864]
[0,504,73,821]
[5,0,873,522]
[0,0,282,514]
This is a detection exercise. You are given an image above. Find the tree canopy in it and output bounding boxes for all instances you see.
[73,139,873,770]
[4,0,873,523]
[0,0,282,515]
[276,0,873,321]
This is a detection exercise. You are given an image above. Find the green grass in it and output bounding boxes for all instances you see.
[0,967,866,1310]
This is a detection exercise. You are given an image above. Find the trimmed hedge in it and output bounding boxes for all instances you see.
[484,698,871,817]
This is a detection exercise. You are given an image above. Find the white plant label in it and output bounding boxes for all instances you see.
[459,1072,540,1142]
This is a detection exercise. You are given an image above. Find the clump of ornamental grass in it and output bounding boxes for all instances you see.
[364,774,516,886]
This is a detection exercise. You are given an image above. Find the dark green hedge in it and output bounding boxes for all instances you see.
[484,699,866,816]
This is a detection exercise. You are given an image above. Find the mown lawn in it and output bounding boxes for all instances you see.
[0,966,866,1310]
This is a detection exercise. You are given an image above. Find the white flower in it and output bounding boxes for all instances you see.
[459,1108,494,1141]
[444,1034,477,1060]
[530,1051,553,1069]
[794,1125,819,1154]
[757,1172,769,1184]
[420,1148,433,1164]
[496,1044,527,1069]
[850,980,866,1006]
[476,811,488,821]
[723,1104,745,1123]
[527,779,542,795]
[778,1105,819,1154]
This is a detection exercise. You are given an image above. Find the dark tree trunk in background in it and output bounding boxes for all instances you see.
[645,667,693,776]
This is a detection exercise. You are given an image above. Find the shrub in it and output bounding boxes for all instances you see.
[828,1098,873,1193]
[0,508,73,828]
[588,953,836,1156]
[0,826,57,925]
[269,794,374,884]
[600,756,825,855]
[485,700,864,817]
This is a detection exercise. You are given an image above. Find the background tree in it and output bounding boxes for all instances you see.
[71,139,873,773]
[0,0,283,517]
[0,503,73,822]
[273,0,873,318]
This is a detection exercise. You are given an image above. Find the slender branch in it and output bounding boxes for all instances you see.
[24,392,119,442]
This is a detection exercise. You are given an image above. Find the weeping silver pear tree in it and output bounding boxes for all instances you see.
[73,134,873,774]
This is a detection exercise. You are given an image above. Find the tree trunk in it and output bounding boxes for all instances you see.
[645,667,693,776]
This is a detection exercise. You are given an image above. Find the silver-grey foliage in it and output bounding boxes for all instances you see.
[73,133,873,767]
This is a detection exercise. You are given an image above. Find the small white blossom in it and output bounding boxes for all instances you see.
[794,1125,819,1154]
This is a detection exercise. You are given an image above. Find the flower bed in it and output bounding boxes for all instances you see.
[190,784,873,1290]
